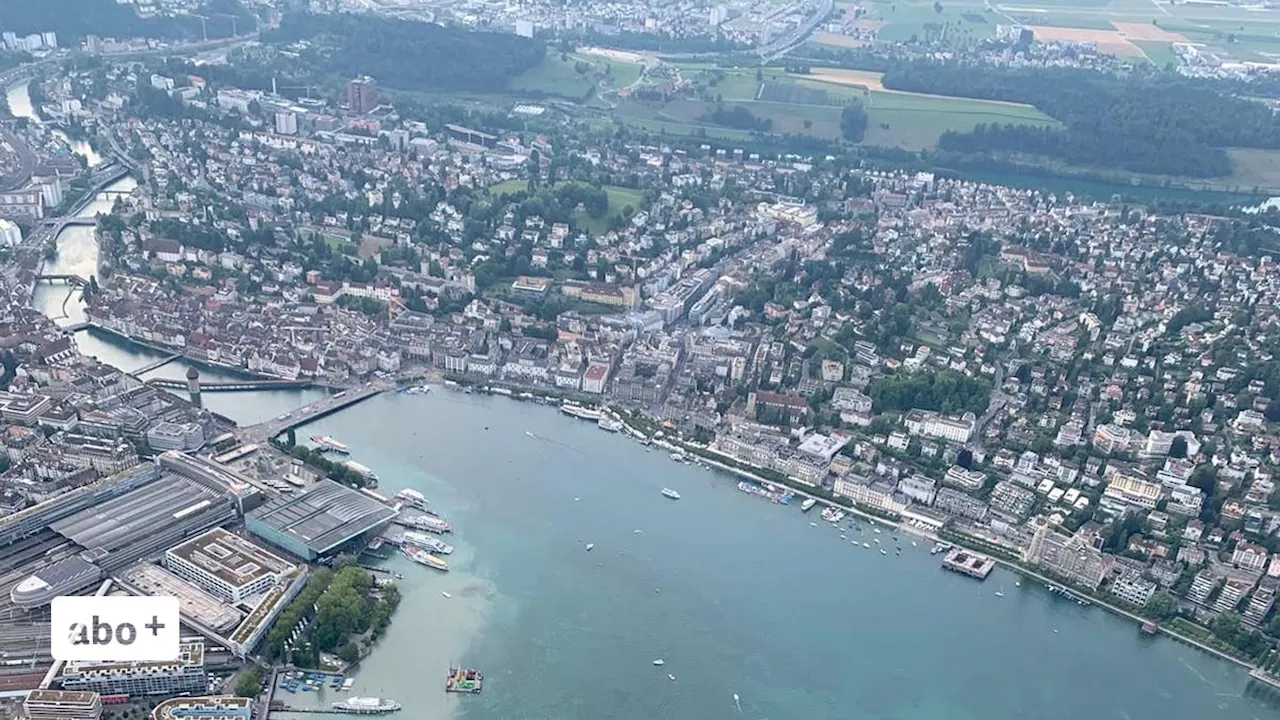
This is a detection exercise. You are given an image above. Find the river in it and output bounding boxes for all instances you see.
[5,80,103,167]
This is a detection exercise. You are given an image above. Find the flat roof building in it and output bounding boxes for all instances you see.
[61,642,206,697]
[23,690,102,720]
[152,696,250,720]
[165,528,296,604]
[247,479,397,560]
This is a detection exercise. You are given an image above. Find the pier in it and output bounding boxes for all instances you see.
[940,548,996,580]
[133,353,183,375]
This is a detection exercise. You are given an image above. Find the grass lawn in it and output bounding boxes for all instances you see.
[869,0,996,44]
[587,56,644,89]
[488,179,529,197]
[508,54,597,99]
[1227,148,1280,193]
[486,180,645,235]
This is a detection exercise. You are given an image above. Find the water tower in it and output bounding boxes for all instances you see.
[186,366,201,400]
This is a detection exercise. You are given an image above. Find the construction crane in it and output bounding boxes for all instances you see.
[189,12,244,41]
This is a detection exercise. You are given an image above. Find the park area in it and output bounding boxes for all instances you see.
[507,49,646,100]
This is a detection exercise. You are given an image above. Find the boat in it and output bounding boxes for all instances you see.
[311,435,350,454]
[403,546,449,571]
[342,460,378,481]
[394,488,429,508]
[525,431,536,437]
[670,452,686,462]
[446,666,483,694]
[586,543,595,551]
[598,417,624,432]
[800,498,817,512]
[668,674,676,681]
[820,506,839,522]
[863,543,870,548]
[880,548,887,555]
[560,401,603,422]
[809,522,818,527]
[332,697,400,714]
[342,679,354,691]
[399,514,452,534]
[652,659,665,666]
[662,488,681,500]
[402,531,454,555]
[441,591,452,599]
[995,591,1005,598]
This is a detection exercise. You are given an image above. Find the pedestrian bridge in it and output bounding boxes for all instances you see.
[35,274,87,287]
[146,377,314,392]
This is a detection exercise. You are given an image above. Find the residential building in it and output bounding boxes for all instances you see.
[1102,475,1161,510]
[897,474,936,505]
[347,76,378,114]
[1214,578,1253,613]
[1187,570,1218,605]
[1244,583,1277,626]
[933,487,988,522]
[1026,525,1108,590]
[903,409,976,444]
[1110,571,1157,607]
[1232,542,1270,573]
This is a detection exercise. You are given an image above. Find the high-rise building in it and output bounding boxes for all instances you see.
[275,111,298,136]
[42,32,58,49]
[347,76,377,114]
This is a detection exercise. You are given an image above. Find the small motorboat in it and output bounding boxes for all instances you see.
[995,591,1005,597]
[441,591,452,599]
[668,674,676,681]
[653,659,665,666]
[662,488,681,500]
[586,543,595,551]
[809,522,818,527]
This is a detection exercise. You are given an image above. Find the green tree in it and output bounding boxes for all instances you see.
[235,666,264,698]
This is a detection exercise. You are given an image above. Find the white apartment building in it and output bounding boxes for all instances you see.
[903,409,976,444]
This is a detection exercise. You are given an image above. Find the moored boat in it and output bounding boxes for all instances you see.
[402,531,454,554]
[398,514,452,534]
[311,435,350,454]
[331,697,400,714]
[598,417,624,432]
[800,498,817,512]
[403,545,449,571]
[661,488,681,500]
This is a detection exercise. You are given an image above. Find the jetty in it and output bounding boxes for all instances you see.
[941,548,996,580]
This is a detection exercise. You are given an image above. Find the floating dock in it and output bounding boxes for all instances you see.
[941,548,996,580]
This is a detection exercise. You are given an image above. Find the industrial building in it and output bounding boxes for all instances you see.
[165,528,295,604]
[60,641,207,696]
[23,690,102,720]
[247,479,397,560]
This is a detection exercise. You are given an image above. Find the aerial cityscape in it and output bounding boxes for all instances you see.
[1,0,1280,717]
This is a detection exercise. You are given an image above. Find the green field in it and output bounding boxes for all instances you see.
[507,52,647,100]
[486,181,644,234]
[869,0,996,44]
[1133,40,1178,68]
[508,54,598,99]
